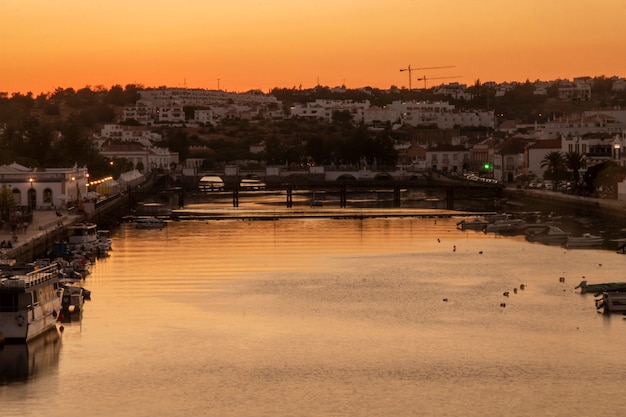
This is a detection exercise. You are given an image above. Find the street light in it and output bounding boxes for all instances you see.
[28,177,35,209]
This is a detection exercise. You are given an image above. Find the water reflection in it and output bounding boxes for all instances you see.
[0,328,61,385]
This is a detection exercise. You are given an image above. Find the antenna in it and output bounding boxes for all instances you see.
[400,65,456,90]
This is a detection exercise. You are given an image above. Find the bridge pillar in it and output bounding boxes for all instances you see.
[232,190,239,207]
[286,186,293,208]
[446,188,454,210]
[340,185,347,208]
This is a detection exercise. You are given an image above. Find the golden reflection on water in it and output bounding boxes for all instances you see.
[3,216,626,417]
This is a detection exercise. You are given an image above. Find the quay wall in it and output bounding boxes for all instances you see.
[2,194,129,263]
[504,189,626,221]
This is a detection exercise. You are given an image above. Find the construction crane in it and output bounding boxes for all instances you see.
[417,75,462,89]
[399,65,455,90]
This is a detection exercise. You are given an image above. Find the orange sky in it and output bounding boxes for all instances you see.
[2,0,626,95]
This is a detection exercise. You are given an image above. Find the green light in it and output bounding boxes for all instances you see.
[483,163,492,170]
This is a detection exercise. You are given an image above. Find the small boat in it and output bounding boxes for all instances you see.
[59,283,90,318]
[484,219,526,234]
[0,262,64,342]
[595,291,626,313]
[575,279,626,294]
[456,218,489,231]
[565,233,604,249]
[526,225,570,245]
[135,217,166,229]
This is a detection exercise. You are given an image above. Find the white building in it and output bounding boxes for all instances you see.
[290,99,370,123]
[425,144,470,173]
[363,105,401,125]
[388,101,493,129]
[0,163,90,209]
[122,102,154,124]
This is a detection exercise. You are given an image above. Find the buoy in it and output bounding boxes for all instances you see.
[443,298,448,302]
[479,251,483,254]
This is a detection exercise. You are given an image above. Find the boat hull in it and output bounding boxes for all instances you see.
[565,234,604,249]
[0,263,63,342]
[596,292,626,313]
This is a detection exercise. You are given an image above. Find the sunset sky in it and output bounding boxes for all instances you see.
[2,0,626,95]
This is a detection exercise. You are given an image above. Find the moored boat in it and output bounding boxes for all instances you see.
[526,225,569,245]
[595,291,626,313]
[456,218,489,231]
[565,233,604,249]
[484,218,526,235]
[575,279,626,294]
[60,283,90,315]
[67,222,98,246]
[0,262,64,342]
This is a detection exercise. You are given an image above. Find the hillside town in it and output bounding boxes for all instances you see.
[91,78,626,191]
[2,76,626,213]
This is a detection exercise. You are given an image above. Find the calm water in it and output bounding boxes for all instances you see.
[2,214,626,417]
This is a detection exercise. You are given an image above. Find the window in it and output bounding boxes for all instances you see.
[44,188,52,204]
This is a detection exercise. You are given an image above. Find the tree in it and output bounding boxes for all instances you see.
[540,151,566,182]
[587,161,626,198]
[0,184,16,223]
[564,151,586,185]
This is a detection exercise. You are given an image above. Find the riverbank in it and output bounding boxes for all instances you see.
[0,209,83,263]
[504,188,626,219]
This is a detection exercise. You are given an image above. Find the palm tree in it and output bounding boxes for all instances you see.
[564,151,586,185]
[540,151,566,183]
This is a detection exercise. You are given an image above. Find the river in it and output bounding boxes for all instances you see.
[2,213,626,417]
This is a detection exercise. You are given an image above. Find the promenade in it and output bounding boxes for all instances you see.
[1,209,82,262]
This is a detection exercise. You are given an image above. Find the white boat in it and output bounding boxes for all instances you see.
[67,222,98,245]
[135,217,166,229]
[0,263,64,342]
[66,222,110,258]
[595,291,626,313]
[96,230,113,251]
[565,233,604,249]
[526,225,570,245]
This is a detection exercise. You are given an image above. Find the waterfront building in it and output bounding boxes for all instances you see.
[0,162,89,209]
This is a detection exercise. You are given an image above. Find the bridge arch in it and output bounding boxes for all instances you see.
[336,174,358,182]
[374,173,393,181]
